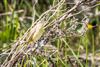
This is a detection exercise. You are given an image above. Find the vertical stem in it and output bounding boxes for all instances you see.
[57,39,60,67]
[92,32,95,67]
[85,37,88,67]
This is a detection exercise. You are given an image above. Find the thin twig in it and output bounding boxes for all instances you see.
[0,10,24,16]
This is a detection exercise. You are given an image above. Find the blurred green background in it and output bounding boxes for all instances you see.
[0,0,100,66]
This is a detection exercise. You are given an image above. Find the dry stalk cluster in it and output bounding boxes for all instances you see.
[1,0,100,67]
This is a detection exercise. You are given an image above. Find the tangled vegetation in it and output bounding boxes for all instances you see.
[0,0,100,67]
